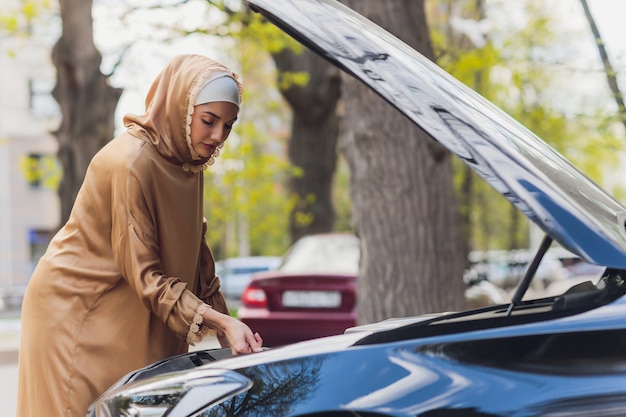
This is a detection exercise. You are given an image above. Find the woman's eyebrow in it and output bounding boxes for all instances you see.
[202,111,238,122]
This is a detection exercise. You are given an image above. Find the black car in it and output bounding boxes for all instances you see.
[88,0,626,416]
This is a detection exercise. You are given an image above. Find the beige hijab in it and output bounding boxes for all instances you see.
[123,54,243,172]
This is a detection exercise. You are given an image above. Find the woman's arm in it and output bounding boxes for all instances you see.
[111,165,261,355]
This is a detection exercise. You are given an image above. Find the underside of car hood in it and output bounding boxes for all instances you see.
[246,0,626,269]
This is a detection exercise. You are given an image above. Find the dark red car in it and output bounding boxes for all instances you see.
[237,233,360,346]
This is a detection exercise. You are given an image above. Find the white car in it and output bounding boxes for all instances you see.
[215,256,282,303]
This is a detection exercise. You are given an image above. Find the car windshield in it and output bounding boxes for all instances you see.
[280,235,360,274]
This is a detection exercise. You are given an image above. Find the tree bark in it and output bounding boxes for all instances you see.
[272,49,341,243]
[51,0,122,226]
[340,0,467,323]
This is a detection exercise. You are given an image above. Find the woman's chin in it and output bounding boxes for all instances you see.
[193,148,213,159]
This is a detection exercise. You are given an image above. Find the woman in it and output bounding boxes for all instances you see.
[16,54,263,417]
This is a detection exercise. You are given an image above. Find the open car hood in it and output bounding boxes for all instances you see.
[246,0,626,268]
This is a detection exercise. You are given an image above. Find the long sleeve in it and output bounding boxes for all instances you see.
[108,137,207,341]
[196,218,229,314]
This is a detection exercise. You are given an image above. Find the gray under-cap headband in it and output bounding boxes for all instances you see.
[194,73,240,107]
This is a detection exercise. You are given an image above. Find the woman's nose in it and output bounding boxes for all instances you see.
[211,125,226,142]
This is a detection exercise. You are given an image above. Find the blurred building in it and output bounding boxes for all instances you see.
[0,8,61,306]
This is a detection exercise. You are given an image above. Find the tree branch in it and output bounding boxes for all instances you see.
[580,0,626,135]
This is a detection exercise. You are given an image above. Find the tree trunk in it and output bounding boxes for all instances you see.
[340,0,467,323]
[51,0,122,226]
[272,49,341,243]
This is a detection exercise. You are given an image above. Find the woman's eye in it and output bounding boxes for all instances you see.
[202,119,215,126]
[225,124,234,130]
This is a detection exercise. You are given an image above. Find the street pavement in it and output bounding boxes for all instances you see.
[0,314,20,365]
[0,313,21,417]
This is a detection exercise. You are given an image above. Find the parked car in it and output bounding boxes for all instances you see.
[237,233,360,346]
[239,232,502,346]
[465,248,570,292]
[88,1,626,416]
[214,256,282,304]
[548,246,606,279]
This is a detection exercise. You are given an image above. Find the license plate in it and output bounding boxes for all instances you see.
[282,291,341,308]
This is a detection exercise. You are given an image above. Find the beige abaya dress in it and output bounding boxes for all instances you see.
[16,54,241,417]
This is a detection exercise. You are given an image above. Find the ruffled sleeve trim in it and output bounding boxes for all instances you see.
[186,303,214,345]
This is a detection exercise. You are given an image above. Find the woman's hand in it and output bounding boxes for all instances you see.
[221,317,263,355]
[203,308,263,355]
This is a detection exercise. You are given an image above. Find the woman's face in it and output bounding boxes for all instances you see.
[190,101,239,158]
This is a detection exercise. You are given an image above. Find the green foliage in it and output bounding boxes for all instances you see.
[0,0,50,34]
[194,0,352,258]
[196,9,299,259]
[333,156,353,232]
[430,0,626,252]
[276,70,309,92]
[292,192,316,229]
[18,154,62,190]
[240,12,303,55]
[203,120,295,259]
[0,15,18,33]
